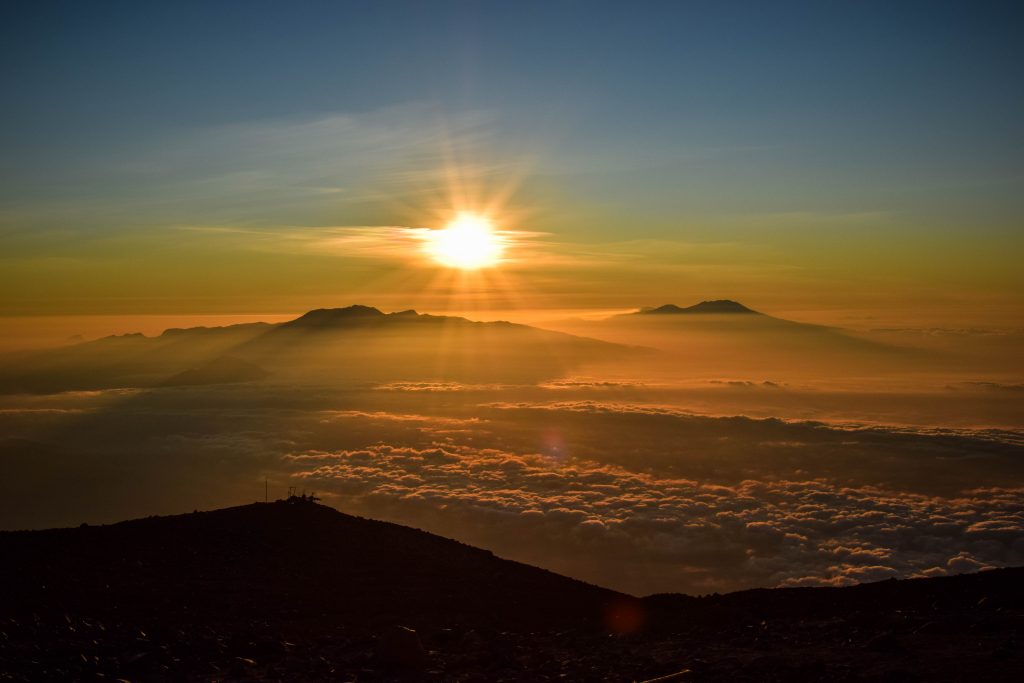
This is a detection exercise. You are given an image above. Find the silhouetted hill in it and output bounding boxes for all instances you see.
[0,306,637,393]
[160,355,270,387]
[1,502,1020,681]
[635,300,759,315]
[282,304,388,328]
[549,298,926,376]
[0,500,619,629]
[268,305,567,334]
[159,322,274,339]
[236,305,637,383]
[248,305,548,343]
[0,322,271,393]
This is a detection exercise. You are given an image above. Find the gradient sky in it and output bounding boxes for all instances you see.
[2,1,1022,324]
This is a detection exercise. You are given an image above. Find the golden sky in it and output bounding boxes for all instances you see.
[2,4,1022,331]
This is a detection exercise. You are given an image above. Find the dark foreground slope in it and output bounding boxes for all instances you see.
[1,501,1021,682]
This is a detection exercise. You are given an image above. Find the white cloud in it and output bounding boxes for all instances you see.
[286,439,1024,595]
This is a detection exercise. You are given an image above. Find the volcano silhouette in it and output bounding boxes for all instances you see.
[635,300,759,315]
[0,306,636,393]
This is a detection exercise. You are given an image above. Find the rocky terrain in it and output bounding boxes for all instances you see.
[1,500,1021,681]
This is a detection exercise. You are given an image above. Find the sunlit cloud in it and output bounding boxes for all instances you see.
[288,439,1024,594]
[2,381,1022,594]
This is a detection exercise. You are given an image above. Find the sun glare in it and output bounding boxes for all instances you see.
[425,213,504,270]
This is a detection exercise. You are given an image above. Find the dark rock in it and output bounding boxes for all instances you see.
[864,632,909,654]
[376,625,427,675]
[1,503,1022,681]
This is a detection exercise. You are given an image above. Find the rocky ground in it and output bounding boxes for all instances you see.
[1,500,1021,681]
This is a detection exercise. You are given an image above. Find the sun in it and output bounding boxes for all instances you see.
[424,213,505,269]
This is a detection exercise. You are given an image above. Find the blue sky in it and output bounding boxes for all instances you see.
[1,1,1022,316]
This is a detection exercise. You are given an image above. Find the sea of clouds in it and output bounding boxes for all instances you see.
[2,386,1022,595]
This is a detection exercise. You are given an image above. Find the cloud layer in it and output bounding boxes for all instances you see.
[2,385,1022,595]
[287,437,1024,595]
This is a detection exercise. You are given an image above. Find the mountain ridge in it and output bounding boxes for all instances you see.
[634,300,760,315]
[0,499,623,630]
[0,305,636,393]
[1,501,1020,681]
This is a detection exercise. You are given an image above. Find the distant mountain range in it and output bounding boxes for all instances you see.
[0,301,932,392]
[548,299,925,376]
[632,300,759,315]
[1,501,1019,681]
[0,306,635,393]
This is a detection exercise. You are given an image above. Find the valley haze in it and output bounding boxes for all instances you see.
[1,302,1021,597]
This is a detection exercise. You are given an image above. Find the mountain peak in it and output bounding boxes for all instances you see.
[285,305,386,328]
[638,300,758,315]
